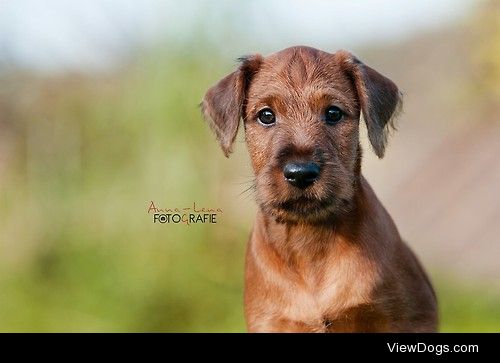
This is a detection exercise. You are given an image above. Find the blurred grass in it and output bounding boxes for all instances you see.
[0,50,250,332]
[0,47,499,332]
[436,279,500,332]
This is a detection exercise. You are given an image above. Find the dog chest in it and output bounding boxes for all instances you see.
[246,239,380,332]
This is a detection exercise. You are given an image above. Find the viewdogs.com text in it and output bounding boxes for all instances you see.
[148,201,223,226]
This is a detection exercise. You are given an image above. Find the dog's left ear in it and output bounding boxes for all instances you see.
[336,50,402,158]
[201,55,263,157]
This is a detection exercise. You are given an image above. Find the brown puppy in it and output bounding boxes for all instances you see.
[202,46,438,332]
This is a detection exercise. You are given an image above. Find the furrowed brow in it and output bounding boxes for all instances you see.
[306,89,358,116]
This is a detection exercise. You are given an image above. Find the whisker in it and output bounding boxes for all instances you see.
[234,180,255,186]
[239,183,256,200]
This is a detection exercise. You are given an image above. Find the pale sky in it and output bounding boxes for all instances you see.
[0,0,475,72]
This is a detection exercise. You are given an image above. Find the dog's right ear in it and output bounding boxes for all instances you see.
[201,55,263,157]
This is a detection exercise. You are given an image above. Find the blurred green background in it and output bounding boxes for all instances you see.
[1,0,499,332]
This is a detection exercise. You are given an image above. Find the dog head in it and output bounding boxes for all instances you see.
[202,46,401,223]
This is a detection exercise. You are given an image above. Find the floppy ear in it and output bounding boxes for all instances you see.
[336,50,402,158]
[201,55,263,157]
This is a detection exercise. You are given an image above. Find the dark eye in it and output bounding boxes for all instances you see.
[257,108,276,126]
[325,106,343,124]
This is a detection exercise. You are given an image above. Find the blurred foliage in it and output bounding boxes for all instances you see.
[1,22,500,331]
[437,279,500,333]
[471,0,500,111]
[0,50,251,331]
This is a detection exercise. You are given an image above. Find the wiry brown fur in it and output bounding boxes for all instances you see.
[202,46,437,332]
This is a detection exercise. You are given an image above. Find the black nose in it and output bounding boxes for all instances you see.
[283,162,320,189]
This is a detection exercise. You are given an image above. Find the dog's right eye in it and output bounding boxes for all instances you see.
[257,108,276,126]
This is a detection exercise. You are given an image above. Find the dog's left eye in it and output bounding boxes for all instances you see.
[257,108,276,126]
[325,106,344,124]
